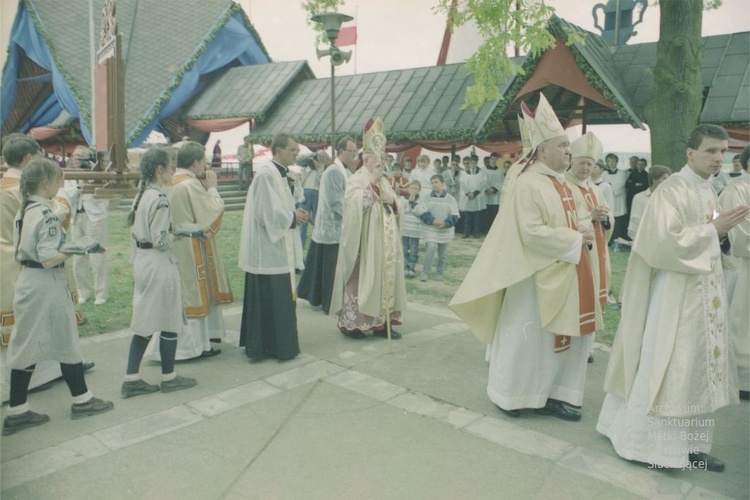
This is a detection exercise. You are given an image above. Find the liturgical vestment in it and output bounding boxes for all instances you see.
[597,166,739,468]
[565,172,612,312]
[238,160,303,361]
[330,168,407,332]
[719,176,750,392]
[450,161,597,410]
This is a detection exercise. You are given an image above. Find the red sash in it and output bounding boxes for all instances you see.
[577,185,608,306]
[548,176,597,352]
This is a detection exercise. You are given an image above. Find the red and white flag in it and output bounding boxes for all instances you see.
[335,26,357,47]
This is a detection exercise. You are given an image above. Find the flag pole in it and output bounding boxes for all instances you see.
[354,6,358,75]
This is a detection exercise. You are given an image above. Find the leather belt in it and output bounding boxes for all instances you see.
[135,241,153,249]
[20,260,63,269]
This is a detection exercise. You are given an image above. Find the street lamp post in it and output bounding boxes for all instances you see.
[312,12,353,160]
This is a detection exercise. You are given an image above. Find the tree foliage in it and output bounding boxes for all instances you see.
[435,0,585,110]
[301,0,345,45]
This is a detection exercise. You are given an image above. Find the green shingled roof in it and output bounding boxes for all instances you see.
[611,31,749,125]
[181,61,314,122]
[22,0,270,145]
[250,62,519,144]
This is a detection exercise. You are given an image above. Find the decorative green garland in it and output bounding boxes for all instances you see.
[185,112,266,123]
[252,126,486,146]
[710,120,750,128]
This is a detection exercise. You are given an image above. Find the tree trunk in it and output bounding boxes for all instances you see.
[646,0,704,171]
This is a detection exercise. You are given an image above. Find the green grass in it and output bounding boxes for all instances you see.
[77,211,248,336]
[79,211,628,346]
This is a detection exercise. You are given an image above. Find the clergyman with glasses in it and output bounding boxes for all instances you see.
[238,133,308,362]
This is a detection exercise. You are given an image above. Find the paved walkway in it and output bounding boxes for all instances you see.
[1,302,748,499]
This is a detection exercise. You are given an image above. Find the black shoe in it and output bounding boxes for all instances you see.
[3,411,50,435]
[83,360,95,372]
[740,390,749,401]
[200,347,221,358]
[342,330,366,339]
[373,329,402,339]
[71,397,114,420]
[534,400,581,421]
[209,338,222,344]
[121,379,160,399]
[495,404,520,418]
[688,452,725,472]
[588,355,594,364]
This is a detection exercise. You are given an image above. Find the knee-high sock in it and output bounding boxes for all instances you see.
[160,331,178,375]
[60,362,88,397]
[9,365,36,407]
[126,334,151,375]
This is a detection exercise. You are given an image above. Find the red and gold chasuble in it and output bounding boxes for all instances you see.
[548,176,597,353]
[576,185,608,306]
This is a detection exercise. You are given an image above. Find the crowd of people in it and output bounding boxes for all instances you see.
[1,102,748,477]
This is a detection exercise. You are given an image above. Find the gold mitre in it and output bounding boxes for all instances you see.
[518,115,532,158]
[570,132,603,161]
[520,93,565,149]
[362,117,387,159]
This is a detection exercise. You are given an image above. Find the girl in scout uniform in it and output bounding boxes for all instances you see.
[121,148,197,398]
[3,158,113,436]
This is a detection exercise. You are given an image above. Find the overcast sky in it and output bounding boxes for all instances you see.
[227,0,749,156]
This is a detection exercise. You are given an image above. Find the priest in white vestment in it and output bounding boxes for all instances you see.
[238,133,306,361]
[565,132,612,314]
[719,148,750,400]
[597,124,749,472]
[450,94,597,421]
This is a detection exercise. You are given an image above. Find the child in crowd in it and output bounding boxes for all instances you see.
[419,174,459,281]
[4,158,113,436]
[390,164,410,197]
[410,154,437,199]
[121,148,197,399]
[402,157,413,178]
[400,181,425,278]
[459,154,486,238]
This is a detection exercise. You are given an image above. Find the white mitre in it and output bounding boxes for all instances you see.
[520,93,566,149]
[570,132,603,161]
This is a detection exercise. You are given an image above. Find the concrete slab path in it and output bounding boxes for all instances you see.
[2,302,748,499]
